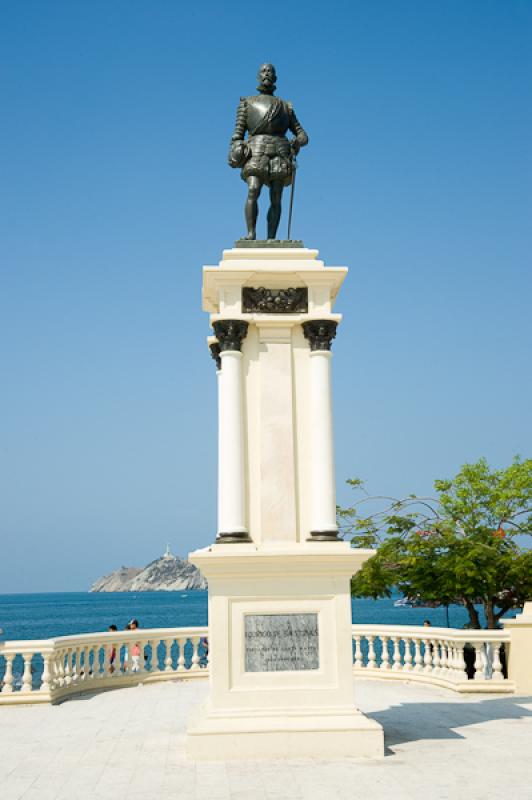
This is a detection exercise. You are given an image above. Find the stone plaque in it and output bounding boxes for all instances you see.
[244,613,319,672]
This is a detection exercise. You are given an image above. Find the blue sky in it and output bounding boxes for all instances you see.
[1,1,531,592]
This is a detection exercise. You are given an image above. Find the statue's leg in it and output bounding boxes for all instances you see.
[245,177,262,240]
[267,181,283,240]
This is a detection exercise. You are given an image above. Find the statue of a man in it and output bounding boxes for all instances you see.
[228,63,309,241]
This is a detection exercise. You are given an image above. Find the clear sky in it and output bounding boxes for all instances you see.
[1,1,531,593]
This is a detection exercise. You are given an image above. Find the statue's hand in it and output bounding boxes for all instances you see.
[228,141,250,168]
[290,139,300,156]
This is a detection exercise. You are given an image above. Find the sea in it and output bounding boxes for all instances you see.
[0,590,516,642]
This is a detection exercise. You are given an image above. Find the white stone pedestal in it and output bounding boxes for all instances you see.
[187,245,384,759]
[187,542,384,759]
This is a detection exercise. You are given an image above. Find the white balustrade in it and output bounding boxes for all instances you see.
[0,622,516,706]
[350,624,512,693]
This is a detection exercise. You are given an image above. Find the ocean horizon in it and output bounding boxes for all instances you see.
[0,590,518,642]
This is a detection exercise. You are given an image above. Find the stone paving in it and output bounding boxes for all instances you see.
[0,679,531,800]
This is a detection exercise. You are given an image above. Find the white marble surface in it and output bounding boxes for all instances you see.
[0,678,530,800]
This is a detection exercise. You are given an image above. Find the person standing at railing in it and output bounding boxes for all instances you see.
[108,624,118,673]
[128,619,141,672]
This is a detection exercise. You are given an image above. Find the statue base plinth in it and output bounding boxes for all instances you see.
[234,238,304,248]
[187,703,383,761]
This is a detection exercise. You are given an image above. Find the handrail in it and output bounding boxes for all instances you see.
[0,626,208,651]
[352,623,510,641]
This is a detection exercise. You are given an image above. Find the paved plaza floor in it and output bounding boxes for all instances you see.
[0,679,531,800]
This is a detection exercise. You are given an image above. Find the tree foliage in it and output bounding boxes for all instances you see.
[339,458,532,629]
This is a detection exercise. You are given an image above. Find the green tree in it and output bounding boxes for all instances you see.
[339,458,532,629]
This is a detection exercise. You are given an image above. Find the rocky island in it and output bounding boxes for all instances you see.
[90,546,207,592]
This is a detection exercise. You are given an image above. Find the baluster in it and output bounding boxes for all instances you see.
[57,648,65,687]
[56,650,64,688]
[442,639,451,675]
[403,638,413,671]
[367,636,376,669]
[379,636,391,670]
[191,637,201,671]
[2,654,14,693]
[40,653,51,693]
[491,642,504,681]
[91,645,100,679]
[22,653,33,693]
[441,639,450,675]
[165,639,174,672]
[432,640,440,674]
[111,642,120,677]
[353,635,363,669]
[410,638,421,672]
[423,638,433,672]
[455,642,467,682]
[392,637,402,671]
[49,652,58,690]
[81,646,89,680]
[473,643,485,680]
[151,639,160,672]
[64,648,73,685]
[70,647,79,682]
[103,642,112,678]
[137,640,145,674]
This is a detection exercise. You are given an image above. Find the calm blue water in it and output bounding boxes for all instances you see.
[0,591,510,642]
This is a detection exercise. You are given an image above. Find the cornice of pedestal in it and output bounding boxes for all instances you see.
[202,247,348,314]
[188,542,376,580]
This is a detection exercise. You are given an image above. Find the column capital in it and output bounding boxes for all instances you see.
[209,341,221,371]
[212,319,249,352]
[302,320,338,351]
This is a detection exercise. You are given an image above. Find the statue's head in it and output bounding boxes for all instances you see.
[257,63,277,94]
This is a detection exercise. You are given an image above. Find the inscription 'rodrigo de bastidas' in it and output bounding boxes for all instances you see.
[244,613,319,672]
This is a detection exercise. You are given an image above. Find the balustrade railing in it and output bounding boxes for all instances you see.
[0,623,515,704]
[351,624,513,693]
[0,627,208,704]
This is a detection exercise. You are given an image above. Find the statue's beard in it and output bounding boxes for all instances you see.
[257,78,276,94]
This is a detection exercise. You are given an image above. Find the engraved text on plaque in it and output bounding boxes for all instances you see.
[244,613,319,672]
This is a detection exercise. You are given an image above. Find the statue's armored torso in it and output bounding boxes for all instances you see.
[244,94,292,137]
[229,93,308,188]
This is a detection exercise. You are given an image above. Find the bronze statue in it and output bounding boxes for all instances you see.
[228,64,308,241]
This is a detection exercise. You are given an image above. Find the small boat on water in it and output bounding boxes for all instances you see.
[394,596,424,608]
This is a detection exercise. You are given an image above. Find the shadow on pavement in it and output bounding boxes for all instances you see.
[369,695,532,748]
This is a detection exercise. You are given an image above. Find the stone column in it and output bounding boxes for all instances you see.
[209,341,222,539]
[212,320,250,543]
[302,320,340,541]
